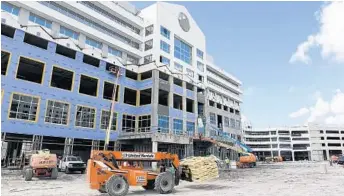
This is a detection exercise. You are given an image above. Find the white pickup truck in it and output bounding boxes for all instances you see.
[58,155,86,174]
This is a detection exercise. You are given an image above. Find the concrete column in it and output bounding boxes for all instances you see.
[326,149,330,161]
[278,150,281,157]
[182,81,187,134]
[18,8,29,26]
[151,70,159,131]
[78,33,86,49]
[51,22,60,38]
[292,151,295,161]
[193,85,198,136]
[168,75,174,134]
[102,44,108,58]
[152,141,158,170]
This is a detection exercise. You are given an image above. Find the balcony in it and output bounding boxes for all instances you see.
[207,71,242,94]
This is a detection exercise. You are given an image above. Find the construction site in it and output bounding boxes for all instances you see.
[1,1,344,196]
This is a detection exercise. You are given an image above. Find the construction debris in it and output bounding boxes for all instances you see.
[180,155,219,182]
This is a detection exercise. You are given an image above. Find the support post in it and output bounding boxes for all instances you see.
[152,141,158,171]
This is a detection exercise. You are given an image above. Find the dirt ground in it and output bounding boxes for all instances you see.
[1,161,344,196]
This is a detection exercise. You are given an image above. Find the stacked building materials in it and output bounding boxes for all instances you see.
[180,155,219,182]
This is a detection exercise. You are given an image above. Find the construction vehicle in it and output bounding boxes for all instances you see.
[87,150,192,196]
[22,149,58,181]
[237,152,257,168]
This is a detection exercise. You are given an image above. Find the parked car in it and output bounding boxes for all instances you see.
[337,156,344,165]
[58,155,86,174]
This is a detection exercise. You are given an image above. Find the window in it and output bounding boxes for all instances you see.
[1,24,16,38]
[173,94,183,110]
[159,72,169,81]
[186,83,193,91]
[174,78,183,86]
[39,2,140,49]
[224,106,228,111]
[230,108,234,113]
[55,44,76,59]
[75,106,96,128]
[160,26,170,39]
[59,26,79,40]
[1,51,10,75]
[144,55,152,64]
[235,110,240,115]
[186,68,194,78]
[197,49,204,59]
[197,61,204,72]
[224,117,229,127]
[145,25,154,36]
[160,40,170,53]
[29,13,52,29]
[50,66,74,91]
[210,113,216,125]
[103,82,119,101]
[187,122,195,136]
[79,75,98,97]
[138,115,151,132]
[127,54,139,65]
[230,118,235,128]
[141,71,152,80]
[86,37,102,49]
[9,93,39,121]
[160,56,170,65]
[173,119,183,135]
[122,114,136,132]
[44,100,69,125]
[158,115,169,133]
[126,70,138,80]
[1,2,20,16]
[109,47,122,58]
[83,54,100,67]
[198,75,204,82]
[24,33,48,50]
[144,39,153,51]
[124,88,137,106]
[217,103,222,109]
[174,62,183,72]
[16,57,44,84]
[159,90,169,106]
[186,98,194,113]
[174,38,192,64]
[100,110,117,130]
[140,89,151,105]
[209,100,215,107]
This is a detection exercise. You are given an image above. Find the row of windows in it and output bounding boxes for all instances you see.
[6,93,153,131]
[1,2,19,16]
[157,115,195,136]
[209,112,241,129]
[39,1,140,49]
[174,38,192,65]
[2,24,139,72]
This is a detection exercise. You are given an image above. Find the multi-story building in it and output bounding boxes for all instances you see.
[243,123,344,161]
[1,1,243,164]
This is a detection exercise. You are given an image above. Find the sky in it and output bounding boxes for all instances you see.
[133,1,344,128]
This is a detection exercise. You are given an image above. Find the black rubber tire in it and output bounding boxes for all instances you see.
[106,175,129,196]
[98,185,107,193]
[65,167,70,174]
[142,180,155,190]
[24,168,33,181]
[51,167,58,179]
[155,172,174,194]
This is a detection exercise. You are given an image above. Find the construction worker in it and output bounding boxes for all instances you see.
[225,157,230,169]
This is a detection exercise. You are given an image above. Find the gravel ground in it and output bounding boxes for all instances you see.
[1,162,344,196]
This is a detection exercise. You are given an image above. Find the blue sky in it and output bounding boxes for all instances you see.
[133,1,344,127]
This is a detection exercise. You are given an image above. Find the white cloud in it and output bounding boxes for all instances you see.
[289,89,344,125]
[289,2,344,64]
[289,108,309,118]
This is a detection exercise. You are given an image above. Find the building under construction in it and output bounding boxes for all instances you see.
[1,1,244,168]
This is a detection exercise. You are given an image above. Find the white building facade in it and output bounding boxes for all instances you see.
[243,123,344,161]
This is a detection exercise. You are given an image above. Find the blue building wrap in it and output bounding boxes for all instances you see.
[1,29,153,140]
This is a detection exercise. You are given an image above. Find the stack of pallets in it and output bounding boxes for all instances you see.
[180,156,219,182]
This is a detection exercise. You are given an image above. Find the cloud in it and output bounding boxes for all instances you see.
[289,2,344,64]
[289,108,309,118]
[289,89,344,125]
